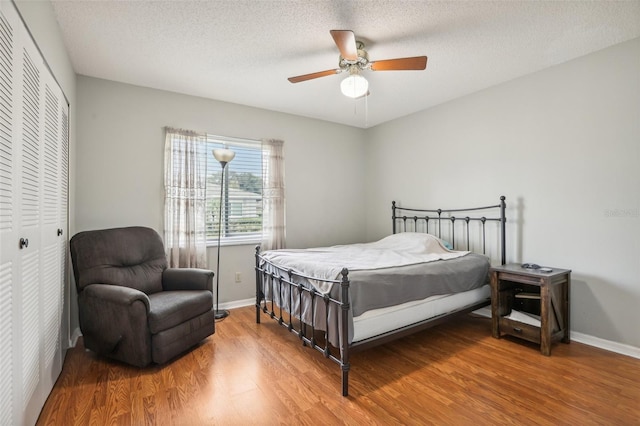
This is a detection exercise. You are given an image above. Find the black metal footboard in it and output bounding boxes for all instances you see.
[254,250,352,396]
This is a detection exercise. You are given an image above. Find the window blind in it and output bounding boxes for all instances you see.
[205,135,263,244]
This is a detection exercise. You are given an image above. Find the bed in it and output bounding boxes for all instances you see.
[254,196,506,396]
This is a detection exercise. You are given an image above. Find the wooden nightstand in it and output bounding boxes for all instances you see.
[490,264,571,356]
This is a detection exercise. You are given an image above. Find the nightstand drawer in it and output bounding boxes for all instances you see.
[499,317,540,344]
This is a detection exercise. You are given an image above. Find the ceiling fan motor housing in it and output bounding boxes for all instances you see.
[339,41,369,71]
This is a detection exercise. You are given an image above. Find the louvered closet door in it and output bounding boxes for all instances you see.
[0,2,69,425]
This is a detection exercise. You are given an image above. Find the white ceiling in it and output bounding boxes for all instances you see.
[51,0,640,128]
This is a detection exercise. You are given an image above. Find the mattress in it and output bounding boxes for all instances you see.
[352,285,490,343]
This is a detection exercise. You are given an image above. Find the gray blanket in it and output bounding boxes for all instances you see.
[345,253,490,316]
[260,253,490,346]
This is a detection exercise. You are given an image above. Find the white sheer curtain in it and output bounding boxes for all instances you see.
[261,139,286,251]
[164,127,208,268]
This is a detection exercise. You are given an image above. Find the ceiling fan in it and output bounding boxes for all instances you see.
[288,30,427,98]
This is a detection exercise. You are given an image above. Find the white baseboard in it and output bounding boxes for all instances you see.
[68,327,82,348]
[472,306,640,359]
[219,297,254,311]
[571,332,640,360]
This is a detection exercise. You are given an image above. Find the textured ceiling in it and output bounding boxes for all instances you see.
[51,0,640,128]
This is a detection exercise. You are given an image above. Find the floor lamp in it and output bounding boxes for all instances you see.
[212,148,235,320]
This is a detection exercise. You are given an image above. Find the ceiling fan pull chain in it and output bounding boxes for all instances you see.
[365,93,369,128]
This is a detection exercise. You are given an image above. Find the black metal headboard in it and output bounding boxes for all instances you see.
[392,196,506,265]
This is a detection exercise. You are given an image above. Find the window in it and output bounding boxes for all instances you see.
[206,135,263,245]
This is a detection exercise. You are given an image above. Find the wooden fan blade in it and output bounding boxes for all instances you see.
[370,56,428,71]
[288,69,340,83]
[330,30,358,61]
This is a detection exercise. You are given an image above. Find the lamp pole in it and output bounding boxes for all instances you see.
[212,148,235,320]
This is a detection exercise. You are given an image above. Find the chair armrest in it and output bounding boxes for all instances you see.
[78,284,153,365]
[162,268,214,292]
[82,283,150,312]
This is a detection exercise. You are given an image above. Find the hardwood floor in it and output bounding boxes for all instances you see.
[37,306,640,425]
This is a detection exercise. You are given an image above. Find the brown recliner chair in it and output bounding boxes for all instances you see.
[70,226,215,367]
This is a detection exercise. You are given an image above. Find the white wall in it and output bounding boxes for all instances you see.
[76,76,367,303]
[365,38,640,348]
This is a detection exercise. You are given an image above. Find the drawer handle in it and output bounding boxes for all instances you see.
[19,238,29,249]
[513,327,523,334]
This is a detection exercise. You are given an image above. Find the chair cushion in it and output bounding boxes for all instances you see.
[70,226,167,295]
[147,291,213,334]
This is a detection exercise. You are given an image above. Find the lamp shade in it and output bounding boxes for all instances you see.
[340,74,369,98]
[212,148,236,164]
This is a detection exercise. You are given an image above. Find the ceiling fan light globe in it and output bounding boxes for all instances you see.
[340,74,368,98]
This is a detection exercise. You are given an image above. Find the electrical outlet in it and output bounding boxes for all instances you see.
[235,272,242,283]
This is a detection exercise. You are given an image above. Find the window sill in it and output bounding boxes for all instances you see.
[207,238,261,248]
